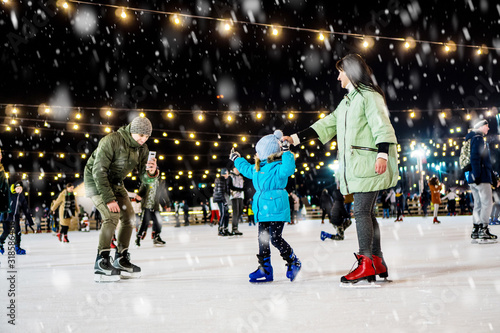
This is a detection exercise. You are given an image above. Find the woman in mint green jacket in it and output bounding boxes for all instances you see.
[284,54,398,284]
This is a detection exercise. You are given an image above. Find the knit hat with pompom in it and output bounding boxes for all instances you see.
[256,130,283,160]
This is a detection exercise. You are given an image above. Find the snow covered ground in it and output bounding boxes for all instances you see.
[1,216,499,332]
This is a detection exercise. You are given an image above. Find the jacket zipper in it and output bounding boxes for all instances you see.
[343,99,350,194]
[351,145,378,153]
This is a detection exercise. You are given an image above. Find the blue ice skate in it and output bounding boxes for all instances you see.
[286,252,301,282]
[249,255,273,283]
[15,245,26,255]
[320,231,332,241]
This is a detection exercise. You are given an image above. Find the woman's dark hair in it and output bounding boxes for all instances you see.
[428,177,439,186]
[336,54,385,100]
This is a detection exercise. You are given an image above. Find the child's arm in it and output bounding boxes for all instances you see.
[277,151,296,178]
[234,157,255,179]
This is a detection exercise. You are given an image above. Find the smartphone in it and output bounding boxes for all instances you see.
[148,151,156,162]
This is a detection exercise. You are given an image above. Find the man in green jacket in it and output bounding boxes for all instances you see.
[85,117,159,282]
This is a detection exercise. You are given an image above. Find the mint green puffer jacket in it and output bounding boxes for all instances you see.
[311,88,399,194]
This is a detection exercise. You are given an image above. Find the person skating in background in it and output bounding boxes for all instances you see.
[288,192,299,225]
[202,201,210,224]
[90,205,102,230]
[420,188,430,217]
[34,207,44,233]
[24,214,35,234]
[248,199,255,226]
[182,200,190,226]
[81,213,90,232]
[0,181,34,255]
[85,116,159,282]
[213,169,231,236]
[51,183,80,243]
[229,167,244,235]
[321,188,352,241]
[491,179,500,225]
[319,188,333,224]
[464,119,499,243]
[395,188,404,222]
[405,193,413,216]
[283,54,398,284]
[443,189,458,216]
[135,177,170,247]
[428,177,443,224]
[381,190,390,219]
[231,130,301,283]
[209,197,219,227]
[344,193,354,218]
[0,149,10,255]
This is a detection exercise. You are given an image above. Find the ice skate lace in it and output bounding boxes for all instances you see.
[347,255,362,274]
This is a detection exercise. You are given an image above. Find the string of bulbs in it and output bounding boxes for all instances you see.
[52,0,500,54]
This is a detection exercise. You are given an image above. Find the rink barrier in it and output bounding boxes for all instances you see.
[0,201,467,233]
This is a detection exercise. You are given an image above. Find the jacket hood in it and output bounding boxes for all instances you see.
[465,129,483,140]
[118,125,142,148]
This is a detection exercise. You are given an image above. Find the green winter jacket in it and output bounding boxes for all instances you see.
[311,87,399,194]
[84,124,158,204]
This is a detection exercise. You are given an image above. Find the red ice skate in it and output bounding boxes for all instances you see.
[341,253,376,283]
[372,255,388,278]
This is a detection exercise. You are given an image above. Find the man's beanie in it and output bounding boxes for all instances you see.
[256,130,283,160]
[130,117,153,136]
[473,119,488,129]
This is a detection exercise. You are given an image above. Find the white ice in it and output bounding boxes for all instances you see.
[1,216,499,332]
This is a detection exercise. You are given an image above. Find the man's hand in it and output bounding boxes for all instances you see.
[107,201,120,213]
[135,195,142,202]
[375,158,387,175]
[146,157,157,174]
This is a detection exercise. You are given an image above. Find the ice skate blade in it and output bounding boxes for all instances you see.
[339,281,381,288]
[153,243,166,247]
[475,239,498,244]
[119,271,142,279]
[249,279,273,283]
[94,273,120,283]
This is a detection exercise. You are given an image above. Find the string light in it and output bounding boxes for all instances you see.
[171,14,181,25]
[21,1,491,55]
[271,25,280,37]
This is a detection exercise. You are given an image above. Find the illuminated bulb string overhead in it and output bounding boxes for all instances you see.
[0,0,488,54]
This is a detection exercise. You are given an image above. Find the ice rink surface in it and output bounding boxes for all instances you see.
[1,216,499,332]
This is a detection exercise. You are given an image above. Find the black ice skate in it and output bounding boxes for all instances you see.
[476,226,498,244]
[94,250,120,283]
[153,234,166,246]
[470,224,480,243]
[113,249,142,278]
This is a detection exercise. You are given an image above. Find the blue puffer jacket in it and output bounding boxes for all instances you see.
[465,129,493,185]
[234,151,295,223]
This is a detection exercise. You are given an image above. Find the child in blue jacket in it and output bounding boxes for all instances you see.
[230,130,301,282]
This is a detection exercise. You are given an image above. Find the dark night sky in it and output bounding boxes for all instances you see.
[0,0,499,204]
